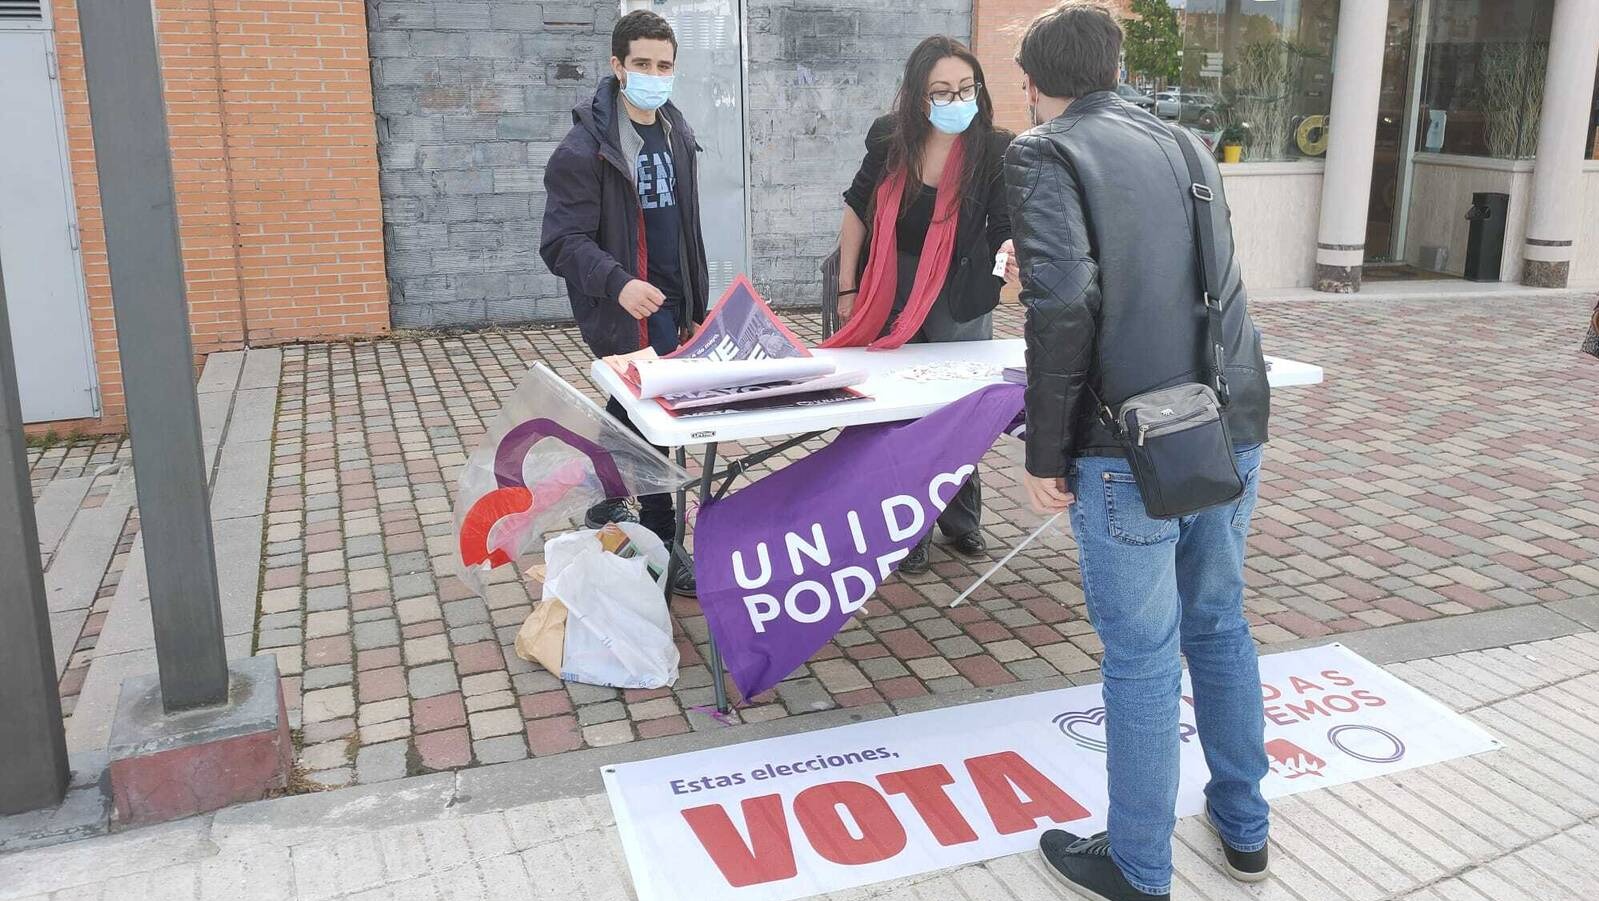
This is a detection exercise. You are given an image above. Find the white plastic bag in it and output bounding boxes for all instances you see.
[542,523,679,689]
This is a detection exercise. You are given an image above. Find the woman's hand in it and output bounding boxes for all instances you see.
[838,289,857,320]
[1000,239,1019,287]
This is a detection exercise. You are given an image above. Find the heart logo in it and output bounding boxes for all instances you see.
[1053,707,1109,753]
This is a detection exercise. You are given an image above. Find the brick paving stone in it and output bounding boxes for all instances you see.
[454,640,505,676]
[519,691,573,719]
[469,708,524,739]
[354,740,409,783]
[576,701,625,727]
[403,634,452,666]
[357,647,401,671]
[473,735,530,764]
[638,715,691,738]
[362,721,410,745]
[908,657,959,680]
[412,692,468,734]
[414,727,471,770]
[877,676,929,701]
[357,697,410,727]
[777,677,834,714]
[859,657,910,681]
[357,666,408,703]
[811,659,870,693]
[301,686,356,723]
[300,740,352,772]
[583,721,636,747]
[352,619,401,650]
[525,715,582,756]
[954,655,1017,687]
[408,662,460,699]
[302,664,353,691]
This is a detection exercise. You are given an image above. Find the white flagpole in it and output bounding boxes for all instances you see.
[949,511,1065,607]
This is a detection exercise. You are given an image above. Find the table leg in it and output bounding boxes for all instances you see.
[666,447,688,605]
[696,443,730,715]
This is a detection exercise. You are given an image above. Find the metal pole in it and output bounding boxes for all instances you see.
[0,258,71,814]
[78,0,228,710]
[697,444,729,714]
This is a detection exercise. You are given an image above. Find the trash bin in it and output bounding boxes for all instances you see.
[1463,191,1509,282]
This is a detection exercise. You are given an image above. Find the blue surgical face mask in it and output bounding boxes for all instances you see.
[928,97,979,135]
[622,71,674,112]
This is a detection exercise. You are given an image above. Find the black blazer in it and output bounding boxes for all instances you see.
[843,114,1014,323]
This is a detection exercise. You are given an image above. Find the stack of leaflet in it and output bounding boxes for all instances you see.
[620,353,866,417]
[602,276,869,418]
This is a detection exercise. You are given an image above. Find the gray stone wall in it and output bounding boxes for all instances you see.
[743,0,972,307]
[366,0,970,326]
[367,0,619,327]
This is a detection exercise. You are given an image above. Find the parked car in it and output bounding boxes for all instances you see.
[1151,90,1208,121]
[1116,83,1155,110]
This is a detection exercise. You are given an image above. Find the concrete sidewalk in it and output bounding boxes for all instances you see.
[3,621,1597,901]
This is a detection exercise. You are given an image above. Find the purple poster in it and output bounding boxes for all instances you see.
[694,383,1026,702]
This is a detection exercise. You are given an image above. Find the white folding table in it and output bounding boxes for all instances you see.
[589,338,1324,712]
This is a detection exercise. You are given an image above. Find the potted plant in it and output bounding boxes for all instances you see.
[1220,123,1247,163]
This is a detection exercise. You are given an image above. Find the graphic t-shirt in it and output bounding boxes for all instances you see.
[632,119,685,317]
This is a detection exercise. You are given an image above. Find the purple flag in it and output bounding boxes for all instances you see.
[694,383,1025,702]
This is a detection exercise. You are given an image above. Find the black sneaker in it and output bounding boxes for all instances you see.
[671,547,697,597]
[585,499,637,529]
[1204,807,1269,882]
[948,530,988,558]
[900,537,932,575]
[1038,830,1169,901]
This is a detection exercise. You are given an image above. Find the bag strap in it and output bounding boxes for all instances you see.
[1168,125,1230,407]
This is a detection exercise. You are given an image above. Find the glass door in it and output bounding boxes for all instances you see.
[1363,0,1421,265]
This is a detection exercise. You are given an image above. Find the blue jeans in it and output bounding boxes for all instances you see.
[1067,445,1269,896]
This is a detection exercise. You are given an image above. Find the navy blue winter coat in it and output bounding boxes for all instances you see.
[539,77,709,357]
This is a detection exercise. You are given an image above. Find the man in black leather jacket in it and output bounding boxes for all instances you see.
[1006,5,1273,901]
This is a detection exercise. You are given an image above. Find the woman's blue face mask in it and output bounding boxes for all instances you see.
[928,97,979,135]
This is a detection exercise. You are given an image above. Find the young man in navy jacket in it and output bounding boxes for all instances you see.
[540,10,709,596]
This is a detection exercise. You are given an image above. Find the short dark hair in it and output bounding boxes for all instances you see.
[1015,2,1122,99]
[612,10,677,63]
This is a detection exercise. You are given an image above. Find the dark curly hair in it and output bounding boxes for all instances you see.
[612,10,676,63]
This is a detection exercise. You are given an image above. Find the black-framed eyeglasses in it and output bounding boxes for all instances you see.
[928,83,982,106]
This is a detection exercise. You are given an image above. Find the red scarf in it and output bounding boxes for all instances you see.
[822,137,966,350]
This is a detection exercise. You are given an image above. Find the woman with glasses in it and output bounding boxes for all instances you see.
[827,34,1015,574]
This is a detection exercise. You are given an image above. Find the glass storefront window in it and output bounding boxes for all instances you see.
[1179,0,1339,162]
[1413,0,1554,159]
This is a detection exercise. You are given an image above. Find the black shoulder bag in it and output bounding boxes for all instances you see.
[1090,129,1245,520]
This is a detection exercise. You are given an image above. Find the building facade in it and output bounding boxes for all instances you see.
[1165,0,1599,291]
[0,0,389,431]
[3,0,1597,430]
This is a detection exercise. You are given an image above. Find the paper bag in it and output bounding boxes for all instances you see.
[514,597,568,676]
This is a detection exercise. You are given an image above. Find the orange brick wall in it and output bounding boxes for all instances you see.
[973,0,1135,135]
[46,0,389,432]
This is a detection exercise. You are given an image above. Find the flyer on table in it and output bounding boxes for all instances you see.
[602,644,1498,901]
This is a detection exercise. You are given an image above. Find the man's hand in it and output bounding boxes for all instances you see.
[1000,239,1019,287]
[678,320,701,344]
[1023,471,1074,513]
[619,279,665,320]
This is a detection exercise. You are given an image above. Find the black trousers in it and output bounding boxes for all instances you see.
[605,397,677,542]
[880,251,988,538]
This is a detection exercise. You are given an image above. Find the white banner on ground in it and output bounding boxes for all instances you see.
[603,644,1498,901]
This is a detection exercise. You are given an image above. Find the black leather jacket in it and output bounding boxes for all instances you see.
[1004,91,1270,477]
